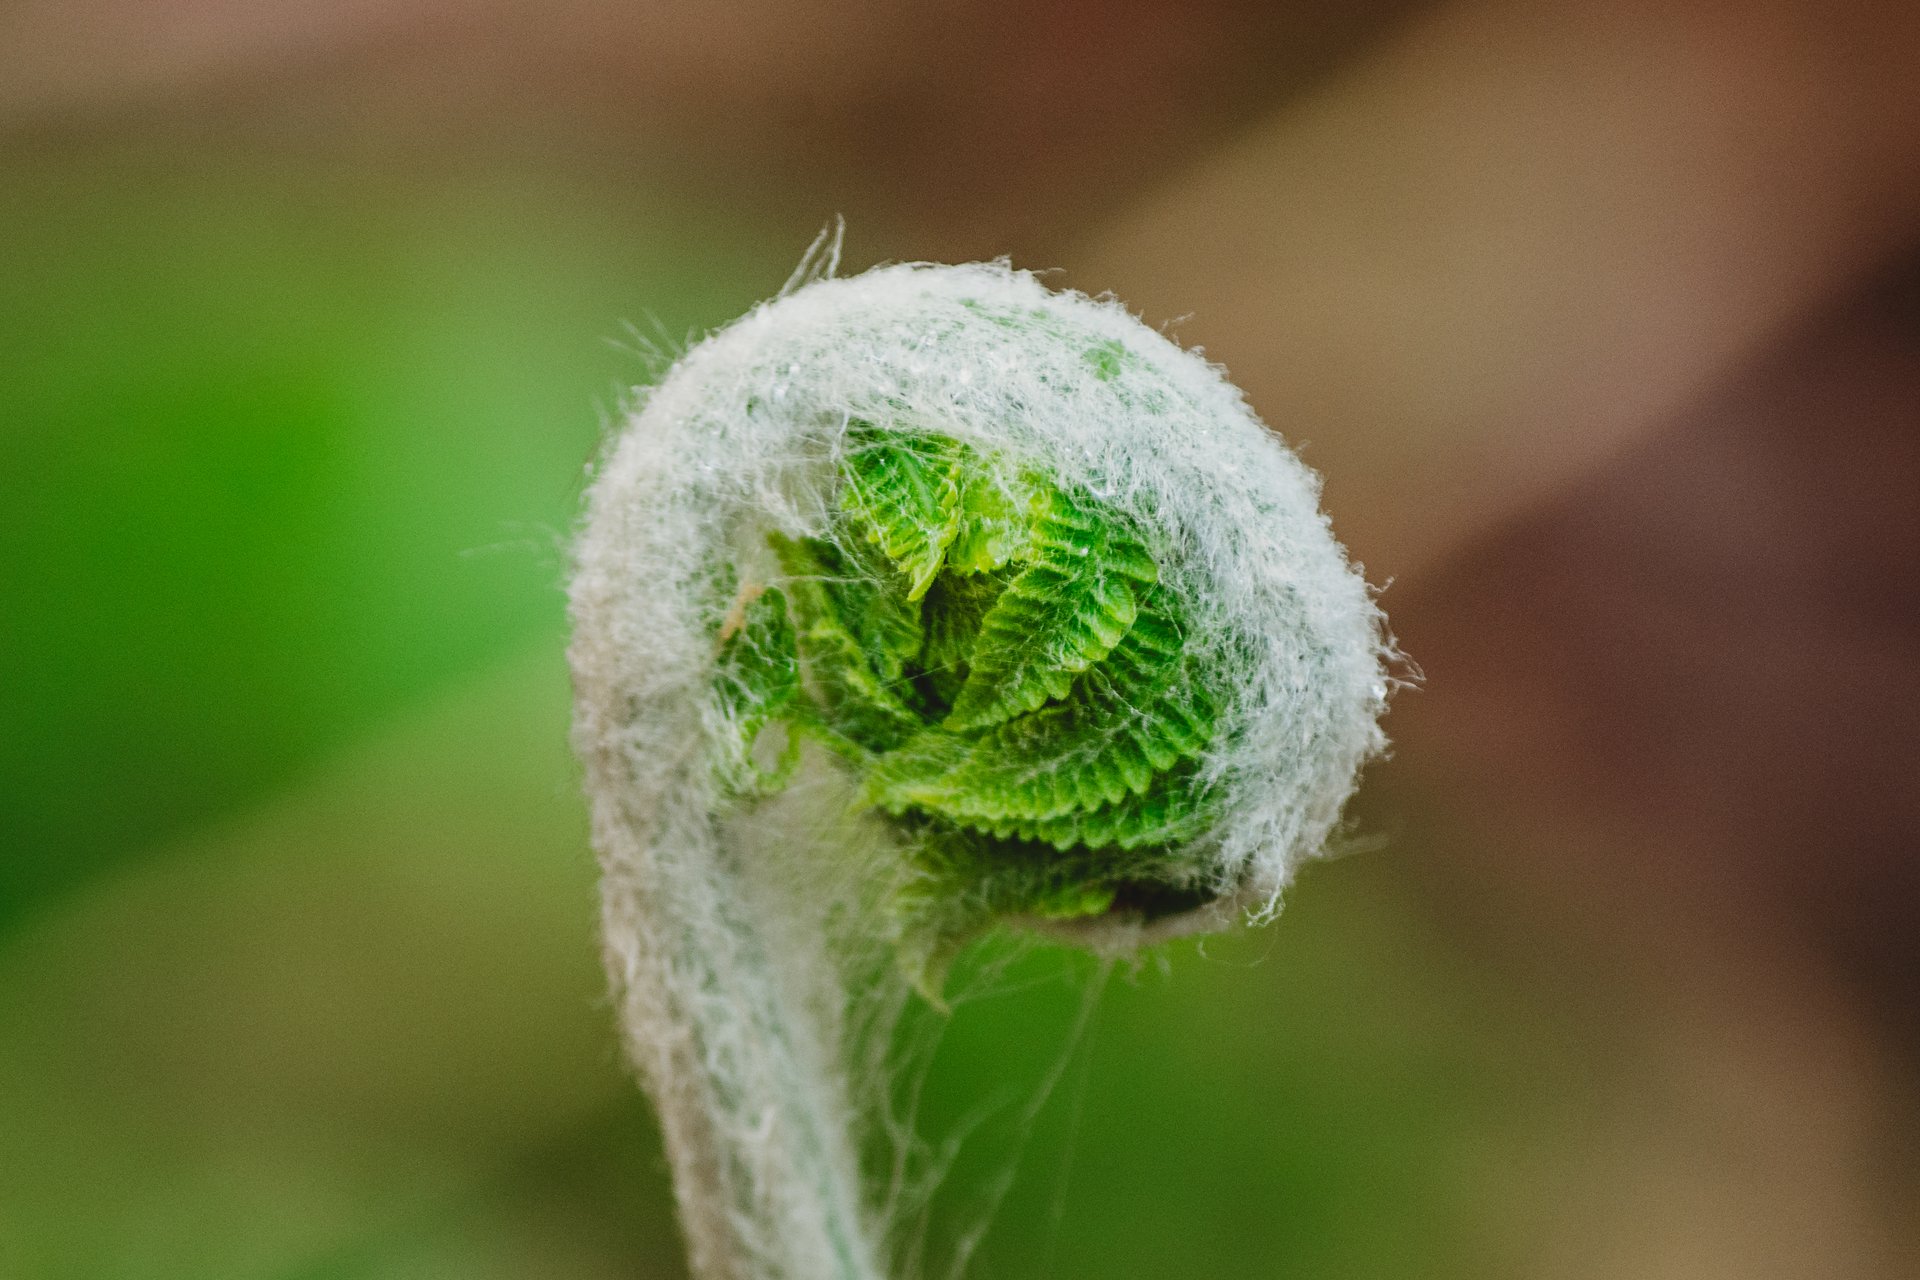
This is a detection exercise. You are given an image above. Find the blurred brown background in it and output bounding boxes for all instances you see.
[4,1,1917,1276]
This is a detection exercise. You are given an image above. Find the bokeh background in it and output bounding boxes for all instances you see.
[5,1,1919,1276]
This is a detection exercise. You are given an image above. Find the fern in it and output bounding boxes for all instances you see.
[886,827,1207,1000]
[717,427,1227,963]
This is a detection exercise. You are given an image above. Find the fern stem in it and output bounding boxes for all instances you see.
[573,436,885,1279]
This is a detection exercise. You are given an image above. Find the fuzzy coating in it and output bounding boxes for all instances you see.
[569,259,1390,1280]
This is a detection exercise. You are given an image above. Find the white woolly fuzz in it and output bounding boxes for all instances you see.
[569,254,1390,1280]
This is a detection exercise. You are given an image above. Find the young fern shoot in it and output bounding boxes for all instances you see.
[569,249,1391,1280]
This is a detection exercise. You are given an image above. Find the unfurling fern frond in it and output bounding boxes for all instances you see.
[572,258,1392,1280]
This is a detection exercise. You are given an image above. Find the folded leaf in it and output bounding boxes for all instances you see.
[839,425,963,600]
[770,533,923,753]
[943,483,1157,731]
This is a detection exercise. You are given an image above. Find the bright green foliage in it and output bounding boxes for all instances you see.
[712,427,1224,981]
[945,464,1033,575]
[867,590,1215,829]
[768,532,924,755]
[839,426,962,599]
[943,485,1158,731]
[956,768,1214,851]
[839,422,1035,598]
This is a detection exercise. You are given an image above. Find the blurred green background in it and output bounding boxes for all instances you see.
[0,140,1538,1280]
[6,2,1917,1277]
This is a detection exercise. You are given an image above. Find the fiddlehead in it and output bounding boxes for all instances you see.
[569,247,1390,1280]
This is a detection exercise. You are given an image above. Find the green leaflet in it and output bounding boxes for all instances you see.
[944,467,1032,575]
[1084,338,1129,382]
[839,422,1033,595]
[840,426,962,600]
[866,590,1214,826]
[962,767,1217,852]
[943,484,1157,732]
[874,747,1215,851]
[711,425,1230,986]
[768,533,923,755]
